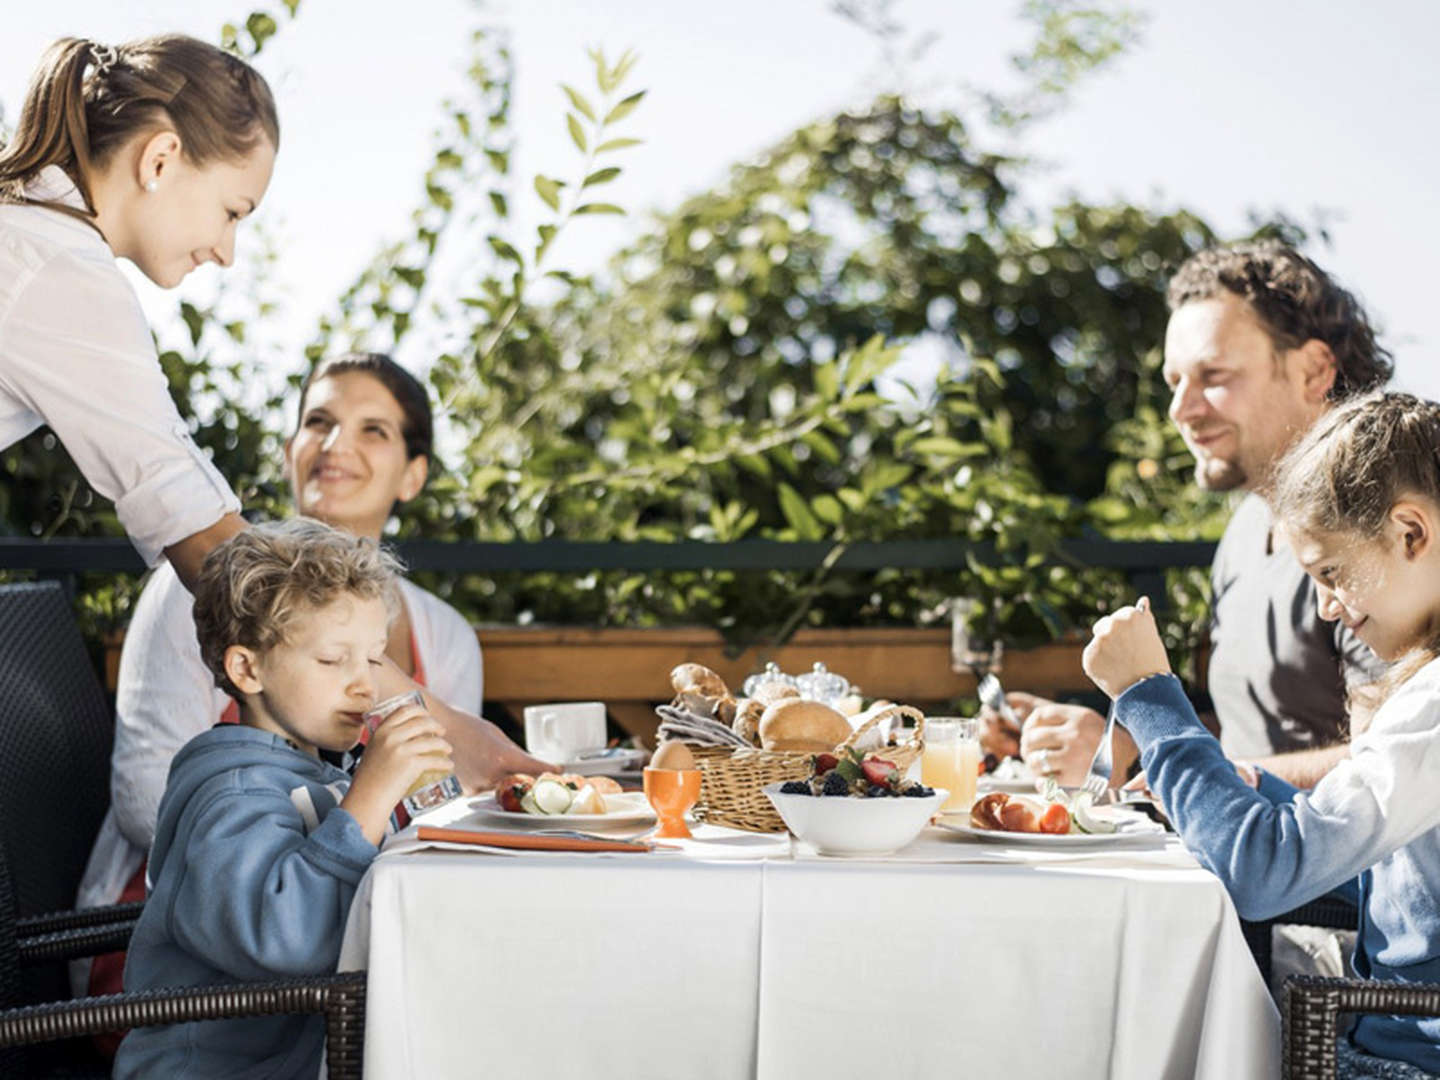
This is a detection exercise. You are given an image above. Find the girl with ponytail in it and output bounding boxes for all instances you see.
[0,35,278,587]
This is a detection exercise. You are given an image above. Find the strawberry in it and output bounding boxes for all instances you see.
[861,757,900,788]
[813,753,840,775]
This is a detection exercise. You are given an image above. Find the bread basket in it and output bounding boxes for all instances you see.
[687,704,927,833]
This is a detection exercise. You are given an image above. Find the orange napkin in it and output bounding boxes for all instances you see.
[416,826,664,853]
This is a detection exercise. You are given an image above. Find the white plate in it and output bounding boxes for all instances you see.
[936,815,1166,847]
[977,775,1041,795]
[466,791,655,828]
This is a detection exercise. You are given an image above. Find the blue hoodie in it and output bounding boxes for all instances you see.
[1118,667,1440,1073]
[114,724,378,1079]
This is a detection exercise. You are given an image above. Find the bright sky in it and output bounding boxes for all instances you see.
[5,0,1439,408]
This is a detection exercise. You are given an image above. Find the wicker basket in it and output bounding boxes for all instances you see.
[688,705,926,833]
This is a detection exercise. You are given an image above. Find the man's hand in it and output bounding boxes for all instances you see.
[1017,700,1108,786]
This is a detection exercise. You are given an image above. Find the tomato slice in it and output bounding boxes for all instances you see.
[1038,801,1071,834]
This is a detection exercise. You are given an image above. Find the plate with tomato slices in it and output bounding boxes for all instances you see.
[935,820,1163,847]
[936,790,1165,846]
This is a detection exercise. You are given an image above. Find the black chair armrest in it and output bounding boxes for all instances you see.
[1241,896,1359,987]
[1283,974,1440,1079]
[0,972,366,1080]
[18,919,138,964]
[16,901,145,937]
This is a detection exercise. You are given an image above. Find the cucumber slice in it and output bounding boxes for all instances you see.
[520,791,541,816]
[532,778,574,815]
[1071,790,1116,835]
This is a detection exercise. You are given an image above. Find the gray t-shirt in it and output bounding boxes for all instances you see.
[1207,494,1384,759]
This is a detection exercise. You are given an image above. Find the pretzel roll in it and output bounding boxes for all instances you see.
[758,698,852,753]
[751,682,800,706]
[669,663,728,698]
[731,698,765,746]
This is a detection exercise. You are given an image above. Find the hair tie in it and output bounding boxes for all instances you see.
[88,42,119,78]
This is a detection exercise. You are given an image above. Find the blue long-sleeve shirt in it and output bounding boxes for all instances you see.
[114,725,378,1079]
[1117,664,1440,1073]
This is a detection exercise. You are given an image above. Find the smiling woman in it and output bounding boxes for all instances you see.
[0,33,278,588]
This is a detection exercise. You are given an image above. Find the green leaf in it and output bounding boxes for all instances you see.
[589,47,613,94]
[811,494,844,526]
[909,437,987,459]
[596,137,644,153]
[488,190,508,217]
[574,203,624,215]
[604,91,646,125]
[611,49,640,87]
[533,174,563,211]
[777,482,822,540]
[179,302,204,346]
[484,148,510,174]
[487,235,522,265]
[560,83,596,121]
[535,224,557,262]
[583,167,621,188]
[245,12,278,51]
[566,113,588,153]
[281,0,300,14]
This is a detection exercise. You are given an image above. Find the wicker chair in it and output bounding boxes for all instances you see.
[1284,975,1440,1079]
[0,969,368,1079]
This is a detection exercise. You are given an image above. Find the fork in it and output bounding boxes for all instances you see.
[1079,702,1116,802]
[976,672,1021,733]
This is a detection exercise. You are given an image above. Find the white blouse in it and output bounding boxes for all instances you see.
[0,167,239,564]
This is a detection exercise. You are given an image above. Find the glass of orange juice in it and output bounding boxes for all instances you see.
[922,717,980,813]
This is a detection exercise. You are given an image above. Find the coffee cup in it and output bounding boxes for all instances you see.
[523,701,607,763]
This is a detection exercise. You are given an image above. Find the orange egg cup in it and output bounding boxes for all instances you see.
[643,767,702,839]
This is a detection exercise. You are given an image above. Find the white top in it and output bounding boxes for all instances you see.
[71,561,483,992]
[0,167,238,565]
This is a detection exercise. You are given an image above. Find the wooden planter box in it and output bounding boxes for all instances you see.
[105,625,1090,748]
[481,625,1089,746]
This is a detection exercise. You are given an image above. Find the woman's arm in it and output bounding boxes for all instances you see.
[164,513,247,594]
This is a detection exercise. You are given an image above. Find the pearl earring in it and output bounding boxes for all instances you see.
[145,180,158,193]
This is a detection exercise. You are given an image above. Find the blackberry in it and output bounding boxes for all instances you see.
[982,753,1000,774]
[779,780,812,796]
[822,771,851,796]
[903,784,935,798]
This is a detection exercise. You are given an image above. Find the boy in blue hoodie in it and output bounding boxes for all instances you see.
[114,518,454,1079]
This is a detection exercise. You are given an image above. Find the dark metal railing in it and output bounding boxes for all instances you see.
[0,536,1217,605]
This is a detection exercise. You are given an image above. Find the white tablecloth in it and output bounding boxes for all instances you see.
[338,812,1278,1079]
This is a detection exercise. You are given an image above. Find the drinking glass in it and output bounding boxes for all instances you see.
[364,690,463,817]
[922,717,980,813]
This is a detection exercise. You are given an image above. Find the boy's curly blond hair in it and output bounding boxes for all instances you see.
[192,519,403,698]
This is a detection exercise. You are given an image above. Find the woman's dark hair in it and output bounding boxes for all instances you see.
[297,352,434,463]
[1168,241,1392,401]
[0,35,279,217]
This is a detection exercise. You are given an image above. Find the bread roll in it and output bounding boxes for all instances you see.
[758,698,852,753]
[731,698,765,746]
[669,663,728,698]
[751,681,800,706]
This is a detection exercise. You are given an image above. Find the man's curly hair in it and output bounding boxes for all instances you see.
[1168,241,1393,401]
[192,518,403,699]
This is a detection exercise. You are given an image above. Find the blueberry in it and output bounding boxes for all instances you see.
[822,771,851,796]
[903,785,935,798]
[780,780,811,795]
[867,784,888,798]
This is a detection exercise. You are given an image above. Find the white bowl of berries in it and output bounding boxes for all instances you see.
[763,751,947,856]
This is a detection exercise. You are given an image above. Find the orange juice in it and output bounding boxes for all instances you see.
[921,718,979,812]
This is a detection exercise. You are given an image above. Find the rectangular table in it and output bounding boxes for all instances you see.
[338,815,1278,1079]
